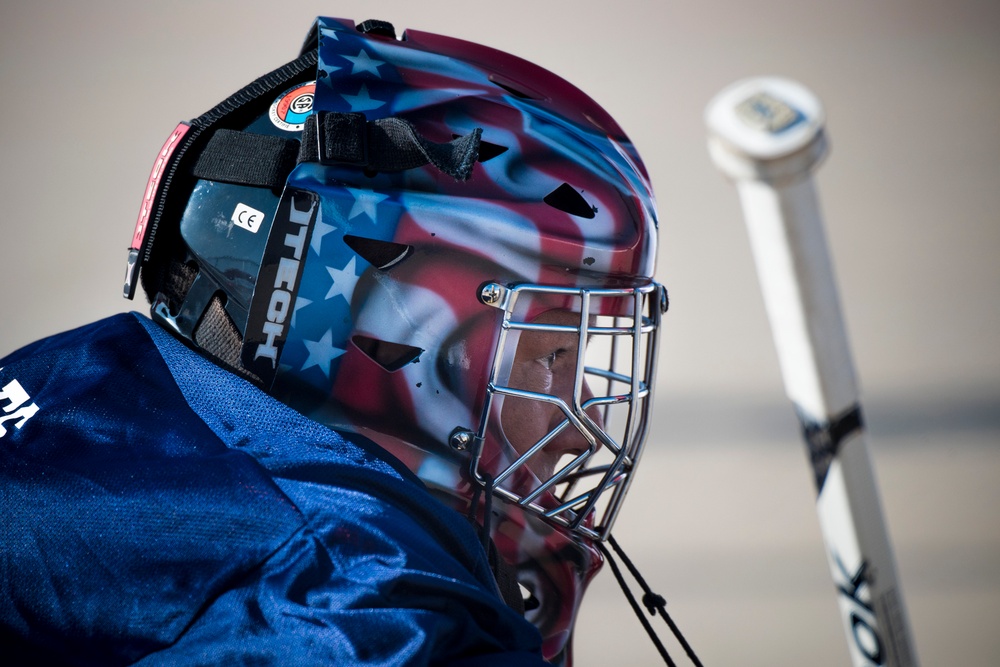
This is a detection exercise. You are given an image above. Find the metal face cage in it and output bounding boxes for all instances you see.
[471,281,665,541]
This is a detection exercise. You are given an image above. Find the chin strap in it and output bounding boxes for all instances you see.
[599,535,704,667]
[466,474,530,615]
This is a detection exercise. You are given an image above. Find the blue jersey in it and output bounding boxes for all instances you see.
[0,313,545,666]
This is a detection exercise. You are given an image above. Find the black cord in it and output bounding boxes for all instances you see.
[602,535,705,667]
[597,540,677,666]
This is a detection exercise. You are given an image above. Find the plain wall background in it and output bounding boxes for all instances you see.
[2,1,998,664]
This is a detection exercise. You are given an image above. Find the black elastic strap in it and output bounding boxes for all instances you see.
[356,19,396,39]
[308,111,368,164]
[301,111,482,180]
[465,474,525,615]
[194,295,262,384]
[190,111,482,191]
[193,130,301,189]
[486,538,526,615]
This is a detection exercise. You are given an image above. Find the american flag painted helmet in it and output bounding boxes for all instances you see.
[127,17,665,664]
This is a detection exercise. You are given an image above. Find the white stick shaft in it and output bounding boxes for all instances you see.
[736,177,856,420]
[736,175,917,667]
[706,77,919,666]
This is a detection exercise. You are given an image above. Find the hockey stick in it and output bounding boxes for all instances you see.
[705,77,919,666]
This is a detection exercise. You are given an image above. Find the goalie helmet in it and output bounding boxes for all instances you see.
[125,17,665,664]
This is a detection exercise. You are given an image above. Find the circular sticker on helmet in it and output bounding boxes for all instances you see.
[269,82,315,132]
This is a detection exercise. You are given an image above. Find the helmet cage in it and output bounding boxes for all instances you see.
[472,281,664,541]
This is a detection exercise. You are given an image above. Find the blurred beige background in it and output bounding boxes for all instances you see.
[2,1,998,664]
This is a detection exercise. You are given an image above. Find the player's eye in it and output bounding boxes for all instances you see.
[539,348,567,370]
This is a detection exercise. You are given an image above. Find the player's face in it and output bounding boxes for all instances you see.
[501,309,603,482]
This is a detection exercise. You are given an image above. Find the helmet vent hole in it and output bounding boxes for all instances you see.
[453,135,508,162]
[489,75,539,100]
[353,335,423,371]
[543,183,596,219]
[343,234,413,270]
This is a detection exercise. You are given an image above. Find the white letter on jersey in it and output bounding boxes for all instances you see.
[0,378,39,437]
